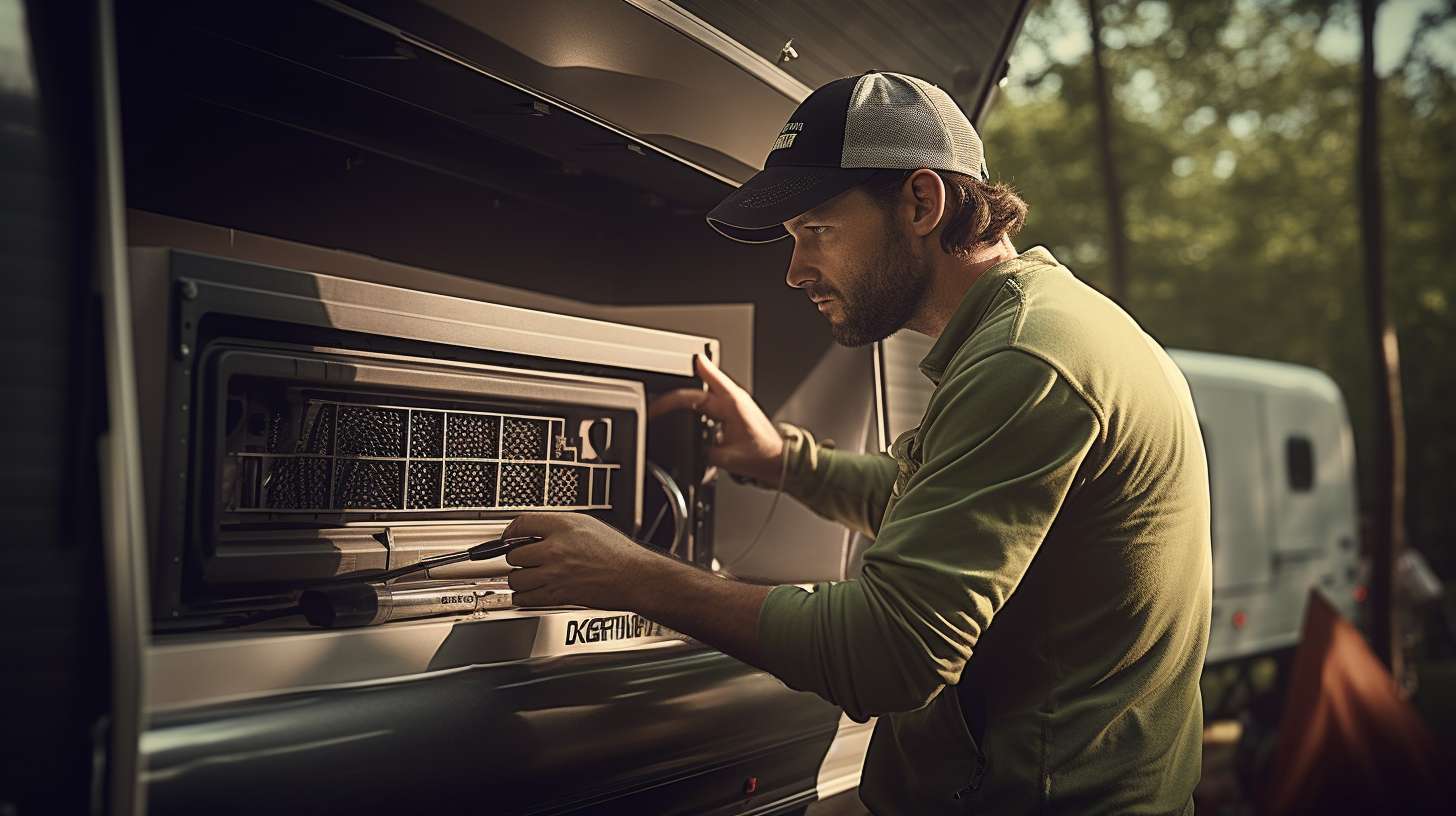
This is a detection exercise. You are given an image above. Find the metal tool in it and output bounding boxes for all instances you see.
[317,534,543,585]
[300,579,516,628]
[299,534,542,628]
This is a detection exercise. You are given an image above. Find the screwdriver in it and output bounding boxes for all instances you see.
[300,534,543,628]
[317,534,543,585]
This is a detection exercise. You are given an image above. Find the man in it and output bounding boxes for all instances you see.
[504,72,1212,814]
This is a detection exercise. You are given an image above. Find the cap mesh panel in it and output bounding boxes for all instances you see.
[842,72,986,178]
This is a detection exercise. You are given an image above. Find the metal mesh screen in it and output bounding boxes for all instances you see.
[229,400,615,513]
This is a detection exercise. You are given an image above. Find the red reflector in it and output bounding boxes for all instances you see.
[744,776,759,795]
[1232,611,1247,629]
[1354,584,1368,604]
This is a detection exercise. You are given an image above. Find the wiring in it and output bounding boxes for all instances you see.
[644,461,690,557]
[724,436,792,569]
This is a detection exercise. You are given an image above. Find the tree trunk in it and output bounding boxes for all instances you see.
[1358,0,1406,685]
[1087,0,1130,306]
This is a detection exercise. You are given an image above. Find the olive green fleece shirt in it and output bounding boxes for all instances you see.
[758,247,1212,814]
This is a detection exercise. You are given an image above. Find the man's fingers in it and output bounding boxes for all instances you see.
[647,356,743,421]
[507,566,549,593]
[648,388,707,419]
[505,540,550,568]
[648,387,729,422]
[510,588,552,608]
[694,354,739,396]
[704,444,727,470]
[503,511,559,540]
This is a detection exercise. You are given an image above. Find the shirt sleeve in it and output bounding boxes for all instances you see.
[772,423,899,538]
[756,349,1102,721]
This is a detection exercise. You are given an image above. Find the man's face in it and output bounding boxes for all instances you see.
[784,187,931,347]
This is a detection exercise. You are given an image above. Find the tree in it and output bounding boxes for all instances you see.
[1087,0,1131,306]
[1358,0,1406,681]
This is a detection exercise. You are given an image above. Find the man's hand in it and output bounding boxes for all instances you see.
[503,512,666,609]
[502,510,773,667]
[648,355,785,485]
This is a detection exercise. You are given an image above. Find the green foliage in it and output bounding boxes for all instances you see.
[982,0,1456,573]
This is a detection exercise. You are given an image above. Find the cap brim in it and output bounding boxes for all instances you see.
[706,165,878,244]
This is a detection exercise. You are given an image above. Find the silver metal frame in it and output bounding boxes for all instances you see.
[94,0,149,811]
[317,0,745,188]
[622,0,813,104]
[168,249,715,378]
[145,606,690,714]
[969,0,1036,127]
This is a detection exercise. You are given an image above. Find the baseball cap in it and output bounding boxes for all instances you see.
[706,71,990,244]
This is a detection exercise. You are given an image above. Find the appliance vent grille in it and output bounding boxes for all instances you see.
[229,401,613,513]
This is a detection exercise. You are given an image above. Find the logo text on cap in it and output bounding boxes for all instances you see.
[771,121,804,151]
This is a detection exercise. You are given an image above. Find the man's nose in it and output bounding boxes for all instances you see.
[785,244,816,290]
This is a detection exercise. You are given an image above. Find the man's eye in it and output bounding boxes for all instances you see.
[807,226,830,235]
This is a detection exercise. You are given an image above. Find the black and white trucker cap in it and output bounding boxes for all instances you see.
[706,71,990,244]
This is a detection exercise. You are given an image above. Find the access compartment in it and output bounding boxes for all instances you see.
[130,248,714,621]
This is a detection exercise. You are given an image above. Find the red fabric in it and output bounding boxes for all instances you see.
[1261,590,1448,814]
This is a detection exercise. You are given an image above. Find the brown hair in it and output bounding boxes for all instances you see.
[861,169,1028,256]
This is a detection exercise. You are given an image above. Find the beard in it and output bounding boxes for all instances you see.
[816,221,931,347]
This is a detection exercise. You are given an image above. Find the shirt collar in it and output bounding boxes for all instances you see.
[917,246,1057,385]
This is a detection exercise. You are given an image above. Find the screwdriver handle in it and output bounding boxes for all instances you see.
[468,535,543,561]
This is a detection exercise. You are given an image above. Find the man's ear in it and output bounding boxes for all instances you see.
[906,169,947,239]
